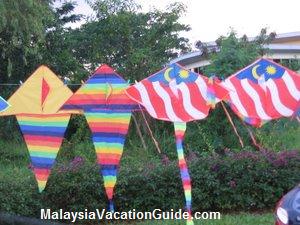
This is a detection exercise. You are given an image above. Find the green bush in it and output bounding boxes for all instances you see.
[44,160,107,214]
[254,119,300,151]
[1,146,300,222]
[189,150,300,211]
[116,149,300,212]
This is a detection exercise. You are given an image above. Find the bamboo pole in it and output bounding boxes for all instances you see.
[139,105,161,154]
[132,113,147,151]
[221,102,244,148]
[241,121,263,150]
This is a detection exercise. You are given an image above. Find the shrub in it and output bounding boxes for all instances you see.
[1,147,300,223]
[190,150,300,211]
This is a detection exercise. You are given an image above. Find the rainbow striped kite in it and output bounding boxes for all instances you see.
[61,64,139,211]
[126,63,227,225]
[0,65,79,192]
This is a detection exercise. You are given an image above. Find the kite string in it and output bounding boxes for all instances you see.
[0,83,21,86]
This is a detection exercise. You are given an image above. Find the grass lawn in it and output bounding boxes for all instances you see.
[116,213,274,225]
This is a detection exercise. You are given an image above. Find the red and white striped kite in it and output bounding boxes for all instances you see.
[126,63,227,225]
[221,58,300,127]
[126,63,226,122]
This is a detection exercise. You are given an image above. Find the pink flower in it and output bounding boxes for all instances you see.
[229,180,237,188]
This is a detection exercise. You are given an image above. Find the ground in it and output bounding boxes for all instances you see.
[116,213,274,225]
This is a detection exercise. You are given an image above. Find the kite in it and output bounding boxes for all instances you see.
[61,64,139,211]
[221,58,300,127]
[0,96,10,112]
[0,65,79,192]
[125,63,227,225]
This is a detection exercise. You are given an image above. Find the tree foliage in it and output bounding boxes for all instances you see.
[70,0,190,82]
[0,0,190,83]
[38,1,87,81]
[0,0,53,82]
[88,0,140,19]
[199,29,276,78]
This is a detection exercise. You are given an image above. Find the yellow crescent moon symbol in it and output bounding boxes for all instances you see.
[164,68,173,82]
[252,65,261,80]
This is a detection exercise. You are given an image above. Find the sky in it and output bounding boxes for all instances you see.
[68,0,300,45]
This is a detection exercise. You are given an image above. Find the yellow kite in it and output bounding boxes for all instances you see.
[0,65,80,192]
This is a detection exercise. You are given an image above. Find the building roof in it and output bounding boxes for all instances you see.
[272,31,300,42]
[171,32,300,66]
[267,44,300,52]
[169,51,204,65]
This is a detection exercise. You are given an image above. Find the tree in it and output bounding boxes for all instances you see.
[38,1,88,82]
[88,0,140,19]
[199,29,276,78]
[0,0,53,83]
[280,58,300,71]
[70,0,190,82]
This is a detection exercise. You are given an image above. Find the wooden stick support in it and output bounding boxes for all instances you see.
[132,113,147,151]
[241,121,263,150]
[139,105,161,154]
[221,102,244,148]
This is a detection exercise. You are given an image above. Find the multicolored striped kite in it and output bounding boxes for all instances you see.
[126,63,227,225]
[61,64,139,211]
[0,96,10,112]
[0,65,79,192]
[221,58,300,127]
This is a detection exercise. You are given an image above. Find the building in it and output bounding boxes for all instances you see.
[170,32,300,73]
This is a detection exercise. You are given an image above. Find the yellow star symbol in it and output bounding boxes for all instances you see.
[179,70,189,78]
[266,65,276,75]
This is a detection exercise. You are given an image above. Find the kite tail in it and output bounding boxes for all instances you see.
[174,122,194,225]
[207,76,217,108]
[109,200,114,212]
[101,164,117,213]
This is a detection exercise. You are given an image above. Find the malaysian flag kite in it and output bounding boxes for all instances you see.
[126,63,226,122]
[221,58,300,127]
[126,63,227,225]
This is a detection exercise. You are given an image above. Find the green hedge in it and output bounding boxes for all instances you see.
[1,148,300,222]
[115,150,300,212]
